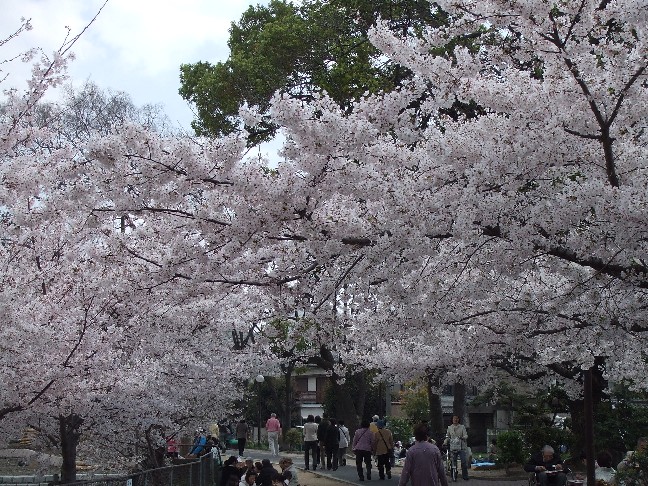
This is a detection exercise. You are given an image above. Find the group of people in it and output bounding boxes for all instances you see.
[210,414,282,458]
[523,436,647,486]
[351,415,396,481]
[301,413,462,485]
[302,413,393,480]
[302,414,352,472]
[220,455,298,486]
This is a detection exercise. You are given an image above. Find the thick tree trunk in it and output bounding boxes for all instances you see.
[59,413,82,483]
[282,363,295,434]
[427,373,444,444]
[144,425,166,469]
[453,382,467,425]
[567,357,607,455]
[584,368,595,486]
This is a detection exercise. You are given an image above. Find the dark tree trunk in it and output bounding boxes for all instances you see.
[331,372,367,437]
[427,372,444,444]
[584,368,596,486]
[567,357,608,455]
[352,371,367,424]
[59,413,83,483]
[453,382,467,424]
[144,425,166,469]
[281,362,295,433]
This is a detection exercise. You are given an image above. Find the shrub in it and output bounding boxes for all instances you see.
[283,428,302,451]
[497,430,526,469]
[386,417,413,444]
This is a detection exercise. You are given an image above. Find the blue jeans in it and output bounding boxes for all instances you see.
[451,449,469,479]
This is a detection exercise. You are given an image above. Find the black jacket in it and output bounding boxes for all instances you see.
[256,465,278,486]
[220,465,240,486]
[317,420,330,442]
[325,424,340,448]
[524,451,567,473]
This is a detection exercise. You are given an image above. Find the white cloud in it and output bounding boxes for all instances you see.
[1,0,267,130]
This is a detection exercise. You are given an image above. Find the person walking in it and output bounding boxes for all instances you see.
[266,413,282,456]
[373,420,395,480]
[338,419,350,467]
[352,419,375,481]
[303,414,319,470]
[236,419,249,457]
[325,418,340,470]
[399,423,448,486]
[317,414,331,470]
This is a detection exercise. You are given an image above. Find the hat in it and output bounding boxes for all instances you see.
[372,415,379,421]
[377,420,386,428]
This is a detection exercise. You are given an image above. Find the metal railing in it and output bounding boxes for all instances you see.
[72,451,222,486]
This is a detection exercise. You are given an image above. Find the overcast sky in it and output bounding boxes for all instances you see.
[2,0,269,132]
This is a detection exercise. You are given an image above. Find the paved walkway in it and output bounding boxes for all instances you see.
[239,449,530,486]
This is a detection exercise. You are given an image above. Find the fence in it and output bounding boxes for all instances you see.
[72,451,222,486]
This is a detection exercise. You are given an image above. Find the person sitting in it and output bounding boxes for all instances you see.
[240,470,257,486]
[595,450,616,485]
[221,456,241,486]
[617,436,647,472]
[487,439,498,461]
[189,429,207,457]
[256,458,279,486]
[524,445,568,486]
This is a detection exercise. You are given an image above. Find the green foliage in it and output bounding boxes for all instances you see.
[474,382,574,459]
[178,0,454,144]
[322,370,382,421]
[386,416,413,444]
[242,376,286,427]
[496,430,526,465]
[399,379,429,424]
[593,382,648,461]
[283,428,303,451]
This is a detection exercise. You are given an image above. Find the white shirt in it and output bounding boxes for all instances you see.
[339,425,350,448]
[303,422,319,442]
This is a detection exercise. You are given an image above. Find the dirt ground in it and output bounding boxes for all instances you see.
[299,469,347,486]
[298,465,529,485]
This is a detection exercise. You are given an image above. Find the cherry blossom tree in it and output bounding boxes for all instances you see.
[1,21,251,483]
[3,3,646,485]
[254,1,646,480]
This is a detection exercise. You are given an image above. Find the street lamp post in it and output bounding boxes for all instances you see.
[255,374,265,445]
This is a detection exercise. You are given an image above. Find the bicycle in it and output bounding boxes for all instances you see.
[445,449,458,482]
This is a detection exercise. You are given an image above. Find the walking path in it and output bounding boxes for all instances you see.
[0,447,531,486]
[239,449,530,486]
